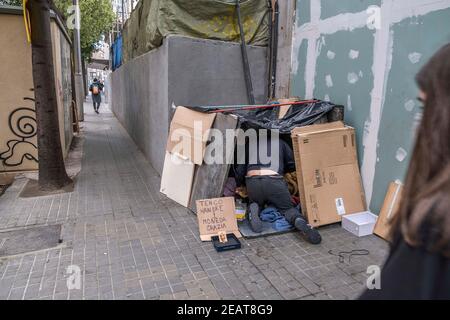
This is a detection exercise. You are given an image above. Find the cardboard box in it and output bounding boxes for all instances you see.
[291,121,367,227]
[374,181,403,241]
[166,106,216,165]
[342,211,378,237]
[195,197,242,241]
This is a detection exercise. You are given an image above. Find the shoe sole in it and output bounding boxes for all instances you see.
[295,219,322,245]
[248,203,263,233]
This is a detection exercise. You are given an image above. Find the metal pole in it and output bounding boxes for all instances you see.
[270,1,279,99]
[236,0,255,105]
[121,0,125,26]
[73,0,84,121]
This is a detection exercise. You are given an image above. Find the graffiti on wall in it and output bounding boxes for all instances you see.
[0,95,38,167]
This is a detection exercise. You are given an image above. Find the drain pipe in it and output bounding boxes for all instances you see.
[268,0,279,100]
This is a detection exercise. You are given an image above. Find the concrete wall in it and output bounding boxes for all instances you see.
[110,35,268,175]
[110,41,169,176]
[290,0,450,214]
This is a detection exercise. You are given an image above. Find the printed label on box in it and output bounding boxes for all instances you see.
[335,198,346,215]
[328,172,338,185]
[313,169,322,188]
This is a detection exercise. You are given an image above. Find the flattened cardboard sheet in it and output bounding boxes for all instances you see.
[374,181,403,241]
[160,152,195,207]
[166,106,216,165]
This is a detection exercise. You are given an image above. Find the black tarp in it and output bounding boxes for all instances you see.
[188,100,337,135]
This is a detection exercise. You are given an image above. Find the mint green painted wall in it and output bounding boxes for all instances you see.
[290,0,450,214]
[371,9,450,213]
[320,0,380,19]
[290,39,308,99]
[297,0,311,25]
[312,28,375,163]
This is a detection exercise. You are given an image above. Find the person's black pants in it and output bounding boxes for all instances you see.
[93,101,101,111]
[245,175,301,225]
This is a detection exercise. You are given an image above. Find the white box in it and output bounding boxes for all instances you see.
[342,211,378,237]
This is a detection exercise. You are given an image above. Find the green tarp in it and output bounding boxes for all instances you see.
[122,0,270,63]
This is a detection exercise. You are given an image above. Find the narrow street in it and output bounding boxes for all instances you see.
[0,104,388,300]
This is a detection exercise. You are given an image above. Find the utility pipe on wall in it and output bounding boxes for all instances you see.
[236,0,256,105]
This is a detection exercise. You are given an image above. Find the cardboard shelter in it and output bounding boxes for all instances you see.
[291,122,367,227]
[161,102,358,239]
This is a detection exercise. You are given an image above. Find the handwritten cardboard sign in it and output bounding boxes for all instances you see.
[195,197,242,241]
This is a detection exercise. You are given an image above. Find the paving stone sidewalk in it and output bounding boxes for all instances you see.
[0,104,389,300]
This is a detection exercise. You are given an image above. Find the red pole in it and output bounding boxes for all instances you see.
[210,100,319,113]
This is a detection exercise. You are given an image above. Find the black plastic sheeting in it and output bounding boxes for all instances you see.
[188,100,337,135]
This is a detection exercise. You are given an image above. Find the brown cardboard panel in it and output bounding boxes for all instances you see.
[298,131,356,166]
[292,123,367,227]
[278,105,291,119]
[277,98,299,119]
[302,164,367,226]
[292,121,345,135]
[374,181,403,241]
[196,197,242,241]
[166,106,216,165]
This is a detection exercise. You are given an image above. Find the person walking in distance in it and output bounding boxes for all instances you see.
[89,78,104,114]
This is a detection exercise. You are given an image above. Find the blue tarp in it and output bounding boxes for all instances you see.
[111,35,123,71]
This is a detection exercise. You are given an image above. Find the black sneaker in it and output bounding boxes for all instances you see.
[295,217,322,244]
[95,110,99,114]
[248,203,263,233]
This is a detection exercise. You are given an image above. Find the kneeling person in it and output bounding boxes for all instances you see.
[236,135,321,245]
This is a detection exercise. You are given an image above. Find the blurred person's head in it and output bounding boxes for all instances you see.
[93,78,98,82]
[392,43,450,256]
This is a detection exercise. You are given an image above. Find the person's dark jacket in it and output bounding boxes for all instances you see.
[360,220,450,300]
[234,136,296,187]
